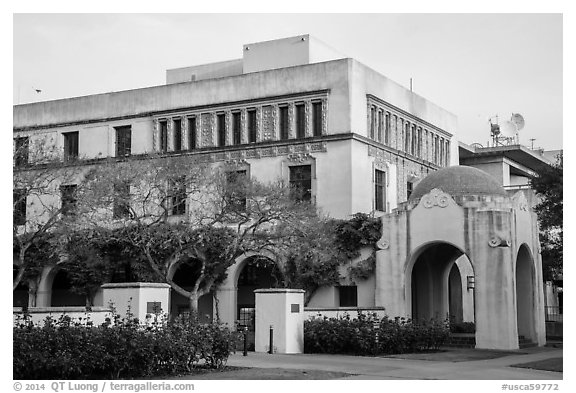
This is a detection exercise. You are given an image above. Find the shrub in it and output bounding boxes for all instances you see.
[449,321,476,334]
[304,313,450,355]
[13,312,238,379]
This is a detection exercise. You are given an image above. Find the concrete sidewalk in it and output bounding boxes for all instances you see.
[226,347,563,380]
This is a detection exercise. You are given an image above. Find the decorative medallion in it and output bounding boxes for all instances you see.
[421,188,451,208]
[488,235,510,248]
[376,239,390,250]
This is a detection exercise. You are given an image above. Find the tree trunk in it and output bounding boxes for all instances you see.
[13,244,30,291]
[188,291,199,317]
[13,264,26,291]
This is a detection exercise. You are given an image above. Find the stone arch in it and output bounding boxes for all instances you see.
[167,256,213,322]
[405,241,474,322]
[46,265,86,307]
[515,243,537,342]
[224,249,280,291]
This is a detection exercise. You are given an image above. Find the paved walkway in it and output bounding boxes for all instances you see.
[226,347,563,380]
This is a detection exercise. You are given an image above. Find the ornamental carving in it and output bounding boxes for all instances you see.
[421,188,451,208]
[262,106,274,141]
[288,102,296,139]
[181,117,189,150]
[201,113,213,147]
[152,119,159,151]
[241,109,248,144]
[376,239,389,250]
[305,100,312,138]
[488,235,510,248]
[224,159,249,169]
[321,98,328,136]
[287,153,314,163]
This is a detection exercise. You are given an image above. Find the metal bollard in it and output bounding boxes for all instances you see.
[243,326,248,356]
[268,324,274,354]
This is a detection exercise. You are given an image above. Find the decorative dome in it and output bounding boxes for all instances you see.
[408,166,507,202]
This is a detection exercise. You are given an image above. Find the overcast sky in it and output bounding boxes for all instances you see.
[13,13,563,150]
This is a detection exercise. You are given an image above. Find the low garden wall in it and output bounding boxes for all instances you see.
[13,307,113,326]
[304,307,388,320]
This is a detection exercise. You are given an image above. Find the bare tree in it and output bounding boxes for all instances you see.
[75,153,331,313]
[13,137,84,297]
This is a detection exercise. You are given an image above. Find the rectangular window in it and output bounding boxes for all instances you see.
[169,177,186,216]
[226,170,247,211]
[385,113,390,145]
[375,169,386,212]
[115,126,131,157]
[188,116,197,150]
[63,131,79,161]
[407,181,414,200]
[440,138,445,166]
[411,125,416,155]
[14,137,29,167]
[377,110,383,142]
[173,119,182,152]
[417,128,422,158]
[370,106,375,139]
[247,109,257,143]
[425,130,429,161]
[217,113,226,146]
[312,101,323,137]
[232,112,241,145]
[13,189,26,226]
[279,106,289,140]
[289,165,312,202]
[113,182,131,219]
[404,122,410,153]
[338,286,358,307]
[60,184,78,216]
[159,120,168,152]
[295,103,305,139]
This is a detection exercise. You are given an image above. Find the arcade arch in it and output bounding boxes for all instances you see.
[516,244,536,343]
[407,242,475,323]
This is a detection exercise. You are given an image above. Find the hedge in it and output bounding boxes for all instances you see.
[13,313,238,380]
[304,313,450,355]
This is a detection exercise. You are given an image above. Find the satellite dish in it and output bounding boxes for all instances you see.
[500,121,517,137]
[511,113,525,131]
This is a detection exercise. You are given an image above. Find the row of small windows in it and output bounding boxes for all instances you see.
[157,101,324,153]
[13,164,314,226]
[14,101,323,167]
[368,103,450,167]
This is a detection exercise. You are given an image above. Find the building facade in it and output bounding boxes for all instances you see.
[14,35,546,349]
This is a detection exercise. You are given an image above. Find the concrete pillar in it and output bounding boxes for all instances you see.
[469,230,518,349]
[254,289,305,354]
[455,255,475,323]
[375,213,408,317]
[215,286,236,328]
[35,266,54,307]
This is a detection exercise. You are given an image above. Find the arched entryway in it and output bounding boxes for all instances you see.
[408,242,474,323]
[516,244,536,343]
[448,263,463,323]
[236,255,280,350]
[169,258,213,323]
[50,268,85,307]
